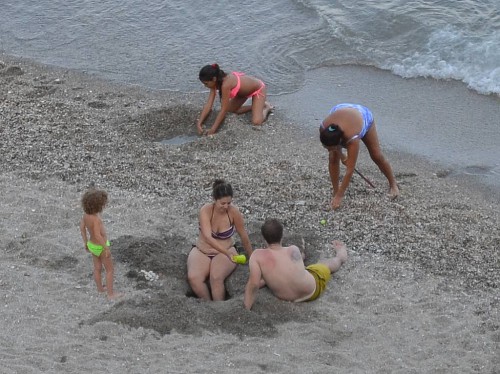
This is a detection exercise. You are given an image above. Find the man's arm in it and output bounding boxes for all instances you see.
[244,254,262,310]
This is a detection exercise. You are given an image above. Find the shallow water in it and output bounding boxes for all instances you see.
[274,66,500,190]
[160,135,198,146]
[1,0,498,95]
[1,0,499,190]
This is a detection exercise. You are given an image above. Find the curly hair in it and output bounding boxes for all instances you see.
[81,189,108,214]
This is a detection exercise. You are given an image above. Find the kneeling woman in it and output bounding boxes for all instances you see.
[187,179,253,300]
[197,64,273,135]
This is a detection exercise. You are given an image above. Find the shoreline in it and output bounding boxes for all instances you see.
[4,52,499,196]
[1,54,499,373]
[272,65,500,194]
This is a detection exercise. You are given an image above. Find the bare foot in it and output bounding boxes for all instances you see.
[107,292,124,301]
[332,240,348,264]
[97,286,107,293]
[262,102,274,122]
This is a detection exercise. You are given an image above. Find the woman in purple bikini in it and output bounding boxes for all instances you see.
[319,103,399,210]
[197,64,273,135]
[187,179,253,300]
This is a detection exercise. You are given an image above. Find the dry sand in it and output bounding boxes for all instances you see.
[1,55,499,373]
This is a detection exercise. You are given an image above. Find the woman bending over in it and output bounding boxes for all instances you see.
[319,103,399,210]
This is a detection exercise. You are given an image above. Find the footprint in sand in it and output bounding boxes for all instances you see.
[1,66,24,76]
[87,101,110,109]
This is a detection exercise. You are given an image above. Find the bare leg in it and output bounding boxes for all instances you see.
[227,97,250,114]
[362,123,400,198]
[101,254,122,300]
[321,240,348,273]
[187,248,212,300]
[235,105,253,114]
[209,252,237,301]
[250,87,274,125]
[262,102,274,122]
[91,256,105,292]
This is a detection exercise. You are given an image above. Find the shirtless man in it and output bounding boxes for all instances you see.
[244,218,348,310]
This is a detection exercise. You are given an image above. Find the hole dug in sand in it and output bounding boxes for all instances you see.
[129,105,199,145]
[86,233,322,337]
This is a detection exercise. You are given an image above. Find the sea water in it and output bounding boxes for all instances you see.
[1,0,499,186]
[1,0,498,95]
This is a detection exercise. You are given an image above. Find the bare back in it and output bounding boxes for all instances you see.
[324,107,364,140]
[251,245,316,302]
[222,73,263,98]
[82,213,107,245]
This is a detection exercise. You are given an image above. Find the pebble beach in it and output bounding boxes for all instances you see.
[1,54,499,373]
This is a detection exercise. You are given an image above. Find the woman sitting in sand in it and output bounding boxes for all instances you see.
[319,103,399,210]
[196,64,273,135]
[187,179,253,301]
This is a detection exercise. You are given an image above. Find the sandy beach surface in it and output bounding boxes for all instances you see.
[1,55,499,373]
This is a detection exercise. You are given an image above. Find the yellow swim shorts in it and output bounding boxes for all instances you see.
[305,263,332,301]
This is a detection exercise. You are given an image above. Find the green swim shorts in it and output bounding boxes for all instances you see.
[87,240,110,257]
[305,263,332,301]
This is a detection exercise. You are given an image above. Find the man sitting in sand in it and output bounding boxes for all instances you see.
[244,218,348,310]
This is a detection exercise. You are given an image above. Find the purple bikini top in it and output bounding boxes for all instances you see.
[205,205,236,240]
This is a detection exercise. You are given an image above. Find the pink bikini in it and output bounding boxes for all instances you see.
[229,72,265,99]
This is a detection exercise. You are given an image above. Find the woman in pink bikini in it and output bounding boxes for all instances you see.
[197,64,273,135]
[187,179,253,300]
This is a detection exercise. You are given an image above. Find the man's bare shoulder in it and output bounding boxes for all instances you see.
[252,247,271,257]
[285,245,304,262]
[250,247,276,264]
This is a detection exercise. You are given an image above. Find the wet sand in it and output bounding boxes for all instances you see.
[273,65,500,191]
[1,54,499,373]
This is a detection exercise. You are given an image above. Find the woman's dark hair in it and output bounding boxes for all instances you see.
[212,179,233,200]
[199,64,227,100]
[261,218,283,245]
[319,124,344,146]
[81,189,108,214]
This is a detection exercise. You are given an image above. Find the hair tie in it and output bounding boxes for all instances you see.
[211,63,218,69]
